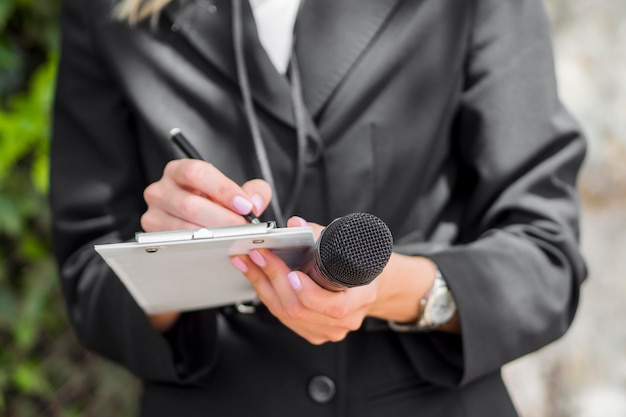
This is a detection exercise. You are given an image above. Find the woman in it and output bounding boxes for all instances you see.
[50,0,587,415]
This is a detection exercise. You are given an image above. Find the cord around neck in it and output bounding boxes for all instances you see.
[232,0,312,227]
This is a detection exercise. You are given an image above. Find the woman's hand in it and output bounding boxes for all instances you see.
[141,159,272,332]
[141,159,271,232]
[230,217,443,344]
[231,216,379,344]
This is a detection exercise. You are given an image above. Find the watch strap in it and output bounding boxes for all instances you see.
[388,268,453,332]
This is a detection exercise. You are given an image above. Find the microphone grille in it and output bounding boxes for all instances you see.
[318,213,393,287]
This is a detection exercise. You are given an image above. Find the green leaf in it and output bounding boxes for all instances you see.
[0,193,23,236]
[0,2,14,31]
[61,408,84,417]
[0,290,18,326]
[31,151,49,192]
[0,53,57,187]
[20,233,47,260]
[14,260,56,350]
[0,38,20,74]
[12,361,51,395]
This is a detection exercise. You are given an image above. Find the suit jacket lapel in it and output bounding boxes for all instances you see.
[294,0,402,118]
[163,0,295,126]
[162,0,402,126]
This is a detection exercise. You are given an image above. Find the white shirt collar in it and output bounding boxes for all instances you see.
[249,0,302,74]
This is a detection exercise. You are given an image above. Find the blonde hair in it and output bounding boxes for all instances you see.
[114,0,174,24]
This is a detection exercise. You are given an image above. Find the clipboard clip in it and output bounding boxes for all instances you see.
[135,221,276,244]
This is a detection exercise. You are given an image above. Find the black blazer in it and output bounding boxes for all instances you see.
[50,0,587,416]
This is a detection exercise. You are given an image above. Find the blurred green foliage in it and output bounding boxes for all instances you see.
[1,0,138,415]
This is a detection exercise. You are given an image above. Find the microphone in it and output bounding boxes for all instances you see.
[301,213,393,291]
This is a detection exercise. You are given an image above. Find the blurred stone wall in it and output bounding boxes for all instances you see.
[503,1,626,416]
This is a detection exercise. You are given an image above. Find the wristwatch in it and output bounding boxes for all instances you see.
[388,268,456,332]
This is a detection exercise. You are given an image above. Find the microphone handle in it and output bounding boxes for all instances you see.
[300,242,346,292]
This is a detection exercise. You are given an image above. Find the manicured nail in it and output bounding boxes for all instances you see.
[287,271,302,292]
[291,216,308,227]
[251,194,264,214]
[249,250,266,268]
[230,257,248,273]
[232,195,253,215]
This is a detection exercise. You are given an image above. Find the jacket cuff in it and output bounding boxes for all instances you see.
[162,309,218,381]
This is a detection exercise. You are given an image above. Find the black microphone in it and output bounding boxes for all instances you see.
[301,213,393,291]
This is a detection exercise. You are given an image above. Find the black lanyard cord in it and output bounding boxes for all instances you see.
[285,41,309,218]
[232,0,285,226]
[232,0,311,227]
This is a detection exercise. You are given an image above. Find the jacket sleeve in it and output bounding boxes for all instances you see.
[50,0,217,384]
[394,0,587,387]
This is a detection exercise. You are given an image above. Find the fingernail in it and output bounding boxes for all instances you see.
[287,271,302,292]
[249,250,266,268]
[292,216,308,227]
[251,194,264,214]
[232,195,253,215]
[230,257,248,273]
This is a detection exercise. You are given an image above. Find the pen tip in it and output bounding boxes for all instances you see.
[245,214,261,224]
[169,127,181,137]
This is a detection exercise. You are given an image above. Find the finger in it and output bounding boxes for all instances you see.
[144,178,247,228]
[232,253,362,343]
[245,249,343,327]
[279,319,351,344]
[248,250,360,329]
[287,216,308,228]
[292,271,374,330]
[234,254,348,342]
[287,216,324,240]
[141,208,203,232]
[241,179,272,216]
[242,246,359,324]
[165,159,257,216]
[247,249,303,315]
[231,254,298,320]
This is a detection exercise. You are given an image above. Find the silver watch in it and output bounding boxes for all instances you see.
[388,268,456,332]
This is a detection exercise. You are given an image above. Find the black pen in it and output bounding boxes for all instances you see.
[168,128,261,224]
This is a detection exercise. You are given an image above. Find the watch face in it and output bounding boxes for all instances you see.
[424,288,456,326]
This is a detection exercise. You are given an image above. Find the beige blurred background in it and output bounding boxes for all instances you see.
[503,1,626,416]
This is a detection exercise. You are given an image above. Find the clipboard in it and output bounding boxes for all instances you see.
[94,222,315,313]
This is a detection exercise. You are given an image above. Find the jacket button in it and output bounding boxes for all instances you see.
[308,375,336,403]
